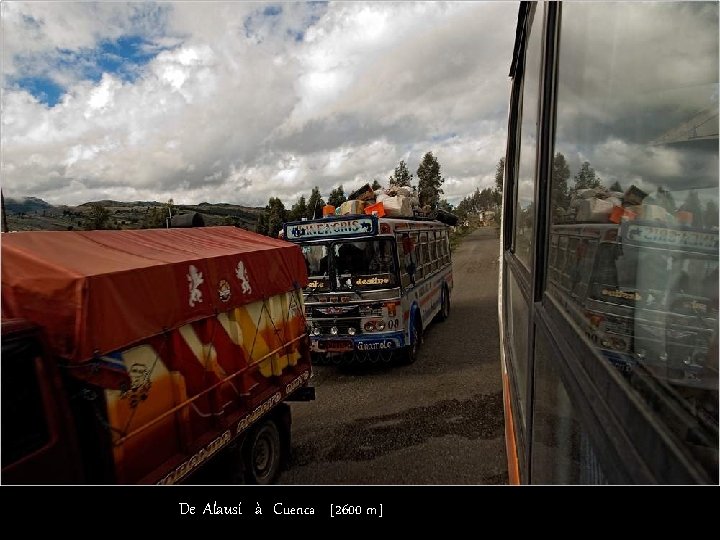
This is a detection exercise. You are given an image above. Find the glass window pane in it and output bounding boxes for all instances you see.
[531,333,609,484]
[513,5,543,270]
[548,2,719,478]
[508,271,530,424]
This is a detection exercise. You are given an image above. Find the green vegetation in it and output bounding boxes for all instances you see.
[3,198,261,232]
[388,160,414,188]
[417,152,445,211]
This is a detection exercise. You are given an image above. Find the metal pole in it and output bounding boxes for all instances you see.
[1,189,9,233]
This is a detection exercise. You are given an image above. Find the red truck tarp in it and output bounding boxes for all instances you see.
[1,226,308,363]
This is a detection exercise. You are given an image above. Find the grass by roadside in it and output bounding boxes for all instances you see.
[449,225,473,251]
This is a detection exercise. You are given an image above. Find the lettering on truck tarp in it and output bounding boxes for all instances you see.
[156,370,310,485]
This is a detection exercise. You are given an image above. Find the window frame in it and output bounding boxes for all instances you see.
[503,1,717,484]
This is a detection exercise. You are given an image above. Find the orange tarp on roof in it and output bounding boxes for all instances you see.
[1,226,308,363]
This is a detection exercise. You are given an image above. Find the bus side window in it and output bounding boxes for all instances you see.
[398,233,416,287]
[411,233,427,279]
[411,232,424,280]
[430,232,439,272]
[419,232,430,275]
[442,232,450,265]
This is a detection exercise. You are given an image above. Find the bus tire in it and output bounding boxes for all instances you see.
[311,352,326,365]
[401,317,422,365]
[243,417,282,484]
[438,286,451,322]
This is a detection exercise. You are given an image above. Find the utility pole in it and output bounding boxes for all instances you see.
[166,198,174,229]
[1,189,9,233]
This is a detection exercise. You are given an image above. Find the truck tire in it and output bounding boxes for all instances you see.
[243,417,282,484]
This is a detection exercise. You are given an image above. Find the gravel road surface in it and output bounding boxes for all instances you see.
[279,227,506,485]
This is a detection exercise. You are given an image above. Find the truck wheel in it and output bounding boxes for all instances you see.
[243,418,282,484]
[437,286,450,322]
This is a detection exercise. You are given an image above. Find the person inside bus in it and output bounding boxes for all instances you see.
[337,243,363,274]
[318,249,330,275]
[369,240,394,273]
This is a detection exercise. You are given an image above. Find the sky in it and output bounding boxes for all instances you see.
[511,2,718,212]
[1,1,519,208]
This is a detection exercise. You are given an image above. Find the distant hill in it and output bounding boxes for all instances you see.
[4,196,54,214]
[2,197,264,232]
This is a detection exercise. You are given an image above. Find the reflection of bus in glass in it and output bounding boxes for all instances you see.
[283,214,453,364]
[548,222,718,403]
[499,2,718,483]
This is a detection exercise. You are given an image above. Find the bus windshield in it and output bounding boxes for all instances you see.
[300,239,398,291]
[589,241,719,312]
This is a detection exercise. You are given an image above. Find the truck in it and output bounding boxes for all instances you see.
[1,225,314,484]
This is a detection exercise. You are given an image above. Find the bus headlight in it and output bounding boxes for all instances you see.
[330,326,338,335]
[348,327,356,336]
[364,321,375,332]
[376,321,385,331]
[312,327,321,336]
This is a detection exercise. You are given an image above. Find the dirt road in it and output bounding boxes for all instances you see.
[279,227,506,484]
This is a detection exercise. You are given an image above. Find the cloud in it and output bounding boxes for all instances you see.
[553,2,718,196]
[2,1,518,208]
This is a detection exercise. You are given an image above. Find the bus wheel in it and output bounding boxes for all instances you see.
[243,417,282,484]
[438,286,451,322]
[401,318,422,365]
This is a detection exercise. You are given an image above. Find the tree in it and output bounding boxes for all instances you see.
[388,160,413,188]
[437,199,453,212]
[142,206,167,229]
[551,153,571,211]
[306,186,325,219]
[654,186,676,214]
[327,185,347,208]
[84,203,111,230]
[371,179,383,191]
[493,157,505,211]
[288,195,308,222]
[494,157,505,194]
[573,161,601,190]
[704,200,718,229]
[256,213,269,235]
[416,152,445,211]
[609,180,623,193]
[680,190,703,227]
[265,197,287,238]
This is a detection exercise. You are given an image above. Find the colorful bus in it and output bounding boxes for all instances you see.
[499,2,718,483]
[283,214,453,364]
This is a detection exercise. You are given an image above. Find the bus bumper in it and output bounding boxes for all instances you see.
[311,332,405,353]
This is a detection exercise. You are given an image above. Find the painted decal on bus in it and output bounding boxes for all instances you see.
[286,218,375,239]
[355,337,402,350]
[623,223,719,253]
[353,274,392,287]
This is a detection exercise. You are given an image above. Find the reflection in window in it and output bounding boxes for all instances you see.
[513,4,543,270]
[532,334,608,484]
[548,2,719,478]
[508,272,529,425]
